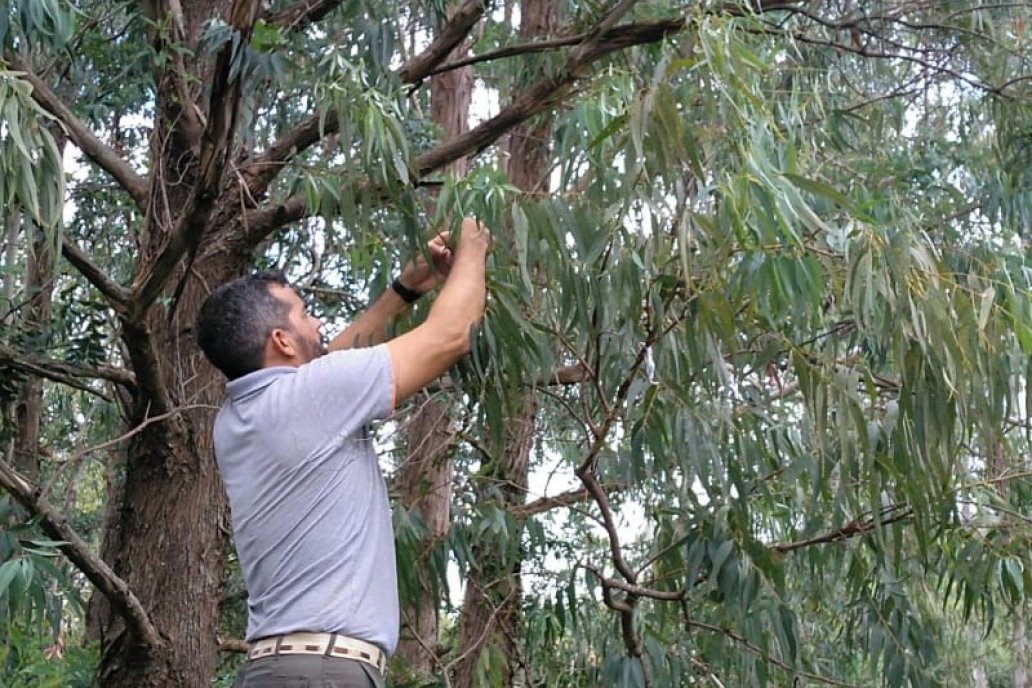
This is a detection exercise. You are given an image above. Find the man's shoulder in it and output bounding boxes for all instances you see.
[299,345,392,379]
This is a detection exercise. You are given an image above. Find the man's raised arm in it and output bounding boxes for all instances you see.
[328,231,454,351]
[384,218,490,404]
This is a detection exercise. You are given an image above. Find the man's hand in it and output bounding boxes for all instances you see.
[397,231,454,296]
[454,217,492,256]
[385,217,491,404]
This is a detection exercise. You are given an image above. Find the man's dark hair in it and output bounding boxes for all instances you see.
[195,271,292,380]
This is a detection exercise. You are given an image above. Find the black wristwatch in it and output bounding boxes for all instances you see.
[391,277,422,304]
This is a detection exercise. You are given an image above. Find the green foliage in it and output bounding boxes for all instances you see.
[0,69,65,234]
[3,0,1032,686]
[0,625,96,688]
[0,496,94,686]
[0,0,76,53]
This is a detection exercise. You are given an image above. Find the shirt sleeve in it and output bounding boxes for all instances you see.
[290,345,395,445]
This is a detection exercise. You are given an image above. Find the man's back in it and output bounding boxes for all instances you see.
[214,346,398,654]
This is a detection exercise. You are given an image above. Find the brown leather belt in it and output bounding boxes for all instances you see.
[247,632,387,674]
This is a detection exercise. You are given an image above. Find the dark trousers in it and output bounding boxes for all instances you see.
[232,655,386,688]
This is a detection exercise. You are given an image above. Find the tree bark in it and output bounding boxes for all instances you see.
[91,253,244,687]
[1015,614,1029,688]
[395,398,457,675]
[11,221,54,480]
[82,1,248,684]
[451,2,558,671]
[8,129,65,485]
[2,214,20,324]
[452,394,537,688]
[394,4,473,675]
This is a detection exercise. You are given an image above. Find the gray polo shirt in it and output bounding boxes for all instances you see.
[213,346,398,654]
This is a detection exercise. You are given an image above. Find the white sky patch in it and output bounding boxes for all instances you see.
[469,82,500,127]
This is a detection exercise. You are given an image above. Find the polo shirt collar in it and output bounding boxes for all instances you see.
[226,366,297,401]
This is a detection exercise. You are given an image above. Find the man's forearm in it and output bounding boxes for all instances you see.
[329,222,486,352]
[327,289,411,351]
[332,247,484,352]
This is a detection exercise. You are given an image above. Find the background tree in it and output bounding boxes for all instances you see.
[0,1,1031,687]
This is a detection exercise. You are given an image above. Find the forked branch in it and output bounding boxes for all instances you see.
[130,0,265,318]
[0,458,160,649]
[0,343,135,393]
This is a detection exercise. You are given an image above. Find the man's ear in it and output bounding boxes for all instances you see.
[269,328,296,358]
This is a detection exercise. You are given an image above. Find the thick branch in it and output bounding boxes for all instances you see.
[511,488,592,519]
[237,190,310,249]
[0,343,135,391]
[539,362,590,386]
[61,237,131,311]
[130,0,264,318]
[397,0,488,85]
[120,320,175,417]
[263,0,344,32]
[9,57,149,208]
[572,0,640,53]
[414,18,685,176]
[241,112,339,202]
[510,480,623,519]
[429,32,590,76]
[585,565,685,601]
[0,459,160,648]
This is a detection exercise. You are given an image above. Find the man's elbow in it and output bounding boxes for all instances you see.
[421,315,477,361]
[445,323,475,359]
[423,296,485,357]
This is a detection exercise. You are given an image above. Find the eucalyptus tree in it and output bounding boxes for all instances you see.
[0,1,1031,687]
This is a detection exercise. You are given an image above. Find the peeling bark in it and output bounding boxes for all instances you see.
[394,6,474,675]
[451,6,557,677]
[11,222,54,479]
[452,394,538,688]
[395,397,456,675]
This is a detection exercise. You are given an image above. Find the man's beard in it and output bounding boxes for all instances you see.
[302,333,328,362]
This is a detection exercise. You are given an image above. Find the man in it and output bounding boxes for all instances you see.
[195,218,491,687]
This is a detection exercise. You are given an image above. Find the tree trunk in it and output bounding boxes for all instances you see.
[92,256,242,687]
[395,398,457,675]
[87,0,242,682]
[11,217,57,479]
[450,2,557,684]
[2,214,21,329]
[394,2,473,677]
[1015,614,1029,688]
[452,395,537,688]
